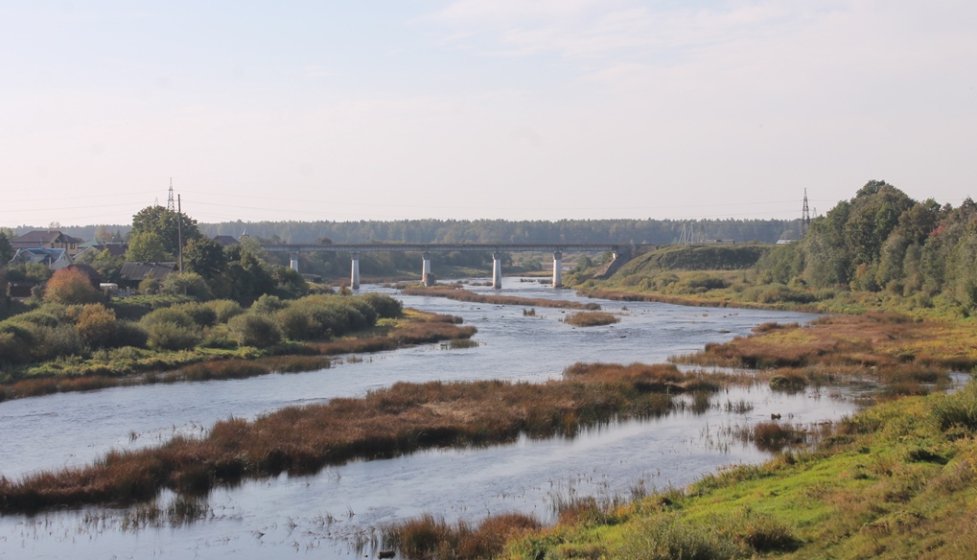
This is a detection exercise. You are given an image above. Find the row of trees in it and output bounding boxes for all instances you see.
[757,181,977,308]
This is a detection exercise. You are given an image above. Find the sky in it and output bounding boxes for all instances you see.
[2,0,976,227]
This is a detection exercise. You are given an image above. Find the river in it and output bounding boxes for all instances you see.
[0,279,859,559]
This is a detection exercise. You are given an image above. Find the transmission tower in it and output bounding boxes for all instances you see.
[166,178,176,211]
[801,189,811,235]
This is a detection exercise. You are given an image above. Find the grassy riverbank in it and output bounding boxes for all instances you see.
[0,363,732,513]
[485,381,977,560]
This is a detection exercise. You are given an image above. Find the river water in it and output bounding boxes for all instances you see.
[0,279,859,559]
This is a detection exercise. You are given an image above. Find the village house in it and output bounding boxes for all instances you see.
[10,230,85,257]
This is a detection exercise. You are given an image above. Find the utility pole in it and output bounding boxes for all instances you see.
[801,189,811,235]
[177,194,184,273]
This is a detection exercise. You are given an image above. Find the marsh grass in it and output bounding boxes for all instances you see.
[562,311,620,327]
[401,286,602,310]
[0,364,719,513]
[381,513,541,560]
[673,313,965,392]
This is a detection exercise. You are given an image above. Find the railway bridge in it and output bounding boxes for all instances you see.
[262,243,646,289]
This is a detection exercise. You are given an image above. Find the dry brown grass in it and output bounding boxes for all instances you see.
[674,313,975,390]
[401,286,602,310]
[0,364,715,513]
[381,512,541,560]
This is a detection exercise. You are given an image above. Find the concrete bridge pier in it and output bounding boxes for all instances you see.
[492,251,503,289]
[350,252,361,290]
[289,252,299,273]
[422,252,433,286]
[552,251,562,288]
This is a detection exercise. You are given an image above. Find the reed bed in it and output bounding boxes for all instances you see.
[673,313,969,390]
[0,364,717,513]
[401,286,601,310]
[562,311,620,327]
[380,513,540,560]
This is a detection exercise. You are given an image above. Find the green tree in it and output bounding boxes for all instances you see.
[0,231,13,264]
[184,238,227,281]
[126,231,169,262]
[130,205,202,258]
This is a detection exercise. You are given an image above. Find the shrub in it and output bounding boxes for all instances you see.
[36,325,86,359]
[161,272,212,300]
[229,313,283,348]
[44,268,103,305]
[252,294,288,315]
[113,322,149,349]
[277,306,312,340]
[73,304,119,349]
[206,300,244,323]
[0,330,32,365]
[173,302,217,328]
[139,276,160,295]
[362,293,403,319]
[139,307,196,330]
[146,322,201,351]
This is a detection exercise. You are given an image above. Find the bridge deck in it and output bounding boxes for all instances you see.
[263,243,640,253]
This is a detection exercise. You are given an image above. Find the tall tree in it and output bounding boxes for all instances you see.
[130,205,202,258]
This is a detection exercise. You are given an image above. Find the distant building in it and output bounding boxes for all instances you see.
[11,230,84,256]
[212,235,240,247]
[8,248,73,270]
[119,262,178,290]
[75,242,129,260]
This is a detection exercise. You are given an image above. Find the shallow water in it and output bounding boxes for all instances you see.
[0,278,857,559]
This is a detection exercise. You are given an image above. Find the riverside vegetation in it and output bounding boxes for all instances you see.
[0,363,733,513]
[4,180,976,558]
[0,280,475,401]
[371,181,977,559]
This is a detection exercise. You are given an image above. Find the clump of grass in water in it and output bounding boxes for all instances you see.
[563,311,620,327]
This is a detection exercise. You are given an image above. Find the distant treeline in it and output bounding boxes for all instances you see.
[18,218,798,248]
[196,218,799,245]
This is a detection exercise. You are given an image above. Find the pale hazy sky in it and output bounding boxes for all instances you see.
[2,1,975,227]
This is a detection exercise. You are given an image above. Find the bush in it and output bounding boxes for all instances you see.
[206,300,244,323]
[113,322,149,349]
[72,304,119,349]
[173,302,217,328]
[44,268,102,305]
[252,294,288,315]
[229,313,283,348]
[146,322,201,351]
[161,272,212,300]
[277,306,312,340]
[140,307,197,330]
[362,293,403,319]
[139,276,160,295]
[0,330,32,365]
